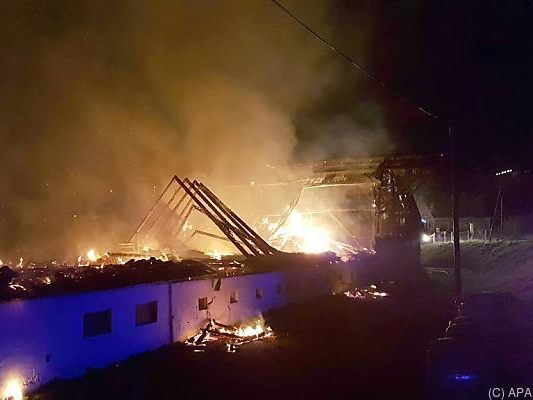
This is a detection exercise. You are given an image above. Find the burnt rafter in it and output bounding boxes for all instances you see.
[130,176,277,257]
[307,154,442,188]
[373,167,421,240]
[308,156,429,241]
[180,177,257,256]
[196,181,277,255]
[297,156,426,244]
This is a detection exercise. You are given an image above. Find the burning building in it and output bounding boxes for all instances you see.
[0,155,433,395]
[119,155,436,264]
[0,176,364,396]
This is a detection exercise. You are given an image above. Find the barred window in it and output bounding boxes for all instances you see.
[198,297,208,310]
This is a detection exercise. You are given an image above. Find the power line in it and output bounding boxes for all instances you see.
[268,0,437,119]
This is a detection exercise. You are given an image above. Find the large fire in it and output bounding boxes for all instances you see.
[267,210,344,254]
[86,249,99,263]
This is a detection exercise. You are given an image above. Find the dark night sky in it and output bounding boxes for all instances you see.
[317,0,533,169]
[0,0,531,258]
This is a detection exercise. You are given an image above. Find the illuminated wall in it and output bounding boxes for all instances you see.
[0,264,356,394]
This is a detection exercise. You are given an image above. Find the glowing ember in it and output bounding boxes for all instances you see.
[8,284,27,291]
[206,249,222,260]
[86,249,99,263]
[343,283,389,300]
[1,378,23,400]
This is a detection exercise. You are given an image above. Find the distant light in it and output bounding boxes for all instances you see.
[420,218,427,224]
[452,373,476,383]
[495,169,513,176]
[422,233,431,243]
[2,378,23,400]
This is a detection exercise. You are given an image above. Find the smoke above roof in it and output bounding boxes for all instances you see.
[0,1,391,260]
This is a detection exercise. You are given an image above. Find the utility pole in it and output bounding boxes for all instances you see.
[500,191,503,240]
[449,122,461,299]
[488,187,501,242]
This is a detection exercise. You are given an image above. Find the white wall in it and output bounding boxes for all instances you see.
[169,269,334,341]
[0,283,170,388]
[0,263,357,393]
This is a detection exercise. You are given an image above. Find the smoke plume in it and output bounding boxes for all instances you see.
[0,1,389,260]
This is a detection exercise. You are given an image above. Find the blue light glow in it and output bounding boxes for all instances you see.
[452,373,475,382]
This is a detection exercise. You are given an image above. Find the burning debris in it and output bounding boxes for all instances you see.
[1,377,23,400]
[262,204,367,257]
[124,175,371,262]
[186,318,274,353]
[343,283,391,301]
[0,249,358,303]
[0,175,373,303]
[86,249,99,263]
[0,258,215,302]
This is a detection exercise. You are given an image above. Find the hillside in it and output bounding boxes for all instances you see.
[422,241,533,300]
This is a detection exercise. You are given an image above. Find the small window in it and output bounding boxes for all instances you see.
[136,301,158,326]
[198,297,208,310]
[83,309,111,338]
[276,284,283,294]
[255,288,263,299]
[230,291,238,304]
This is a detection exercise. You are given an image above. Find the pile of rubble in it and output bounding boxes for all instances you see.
[0,258,215,302]
[343,282,391,301]
[186,318,274,353]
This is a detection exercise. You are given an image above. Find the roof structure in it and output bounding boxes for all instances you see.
[128,176,278,258]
